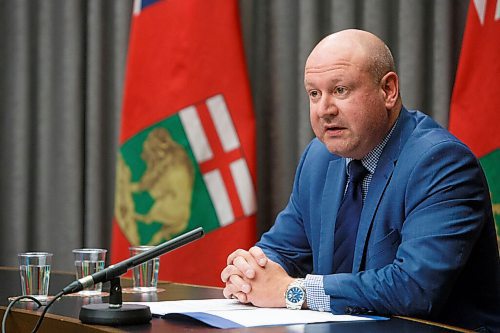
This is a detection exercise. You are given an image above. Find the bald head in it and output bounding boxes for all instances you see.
[305,29,401,158]
[306,29,395,84]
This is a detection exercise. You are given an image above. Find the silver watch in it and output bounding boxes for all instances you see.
[285,278,306,310]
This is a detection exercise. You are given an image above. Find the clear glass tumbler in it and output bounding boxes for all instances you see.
[129,246,160,292]
[72,248,107,295]
[18,252,53,301]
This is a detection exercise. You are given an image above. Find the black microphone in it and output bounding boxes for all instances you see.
[62,227,204,295]
[62,227,204,325]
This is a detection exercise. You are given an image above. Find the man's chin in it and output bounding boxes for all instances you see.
[324,145,349,157]
[321,138,348,156]
[324,144,362,159]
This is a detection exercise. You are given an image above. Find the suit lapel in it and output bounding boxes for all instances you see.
[352,108,414,272]
[352,153,396,272]
[318,158,346,274]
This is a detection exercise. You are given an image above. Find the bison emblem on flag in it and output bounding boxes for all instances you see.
[115,94,256,246]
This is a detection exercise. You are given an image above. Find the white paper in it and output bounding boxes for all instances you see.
[139,298,254,314]
[205,307,374,326]
[127,299,387,328]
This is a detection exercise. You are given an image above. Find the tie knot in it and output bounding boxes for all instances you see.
[348,160,367,184]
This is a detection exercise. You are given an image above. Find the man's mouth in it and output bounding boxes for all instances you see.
[324,125,345,136]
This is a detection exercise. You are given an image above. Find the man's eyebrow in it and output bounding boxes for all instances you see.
[304,77,344,87]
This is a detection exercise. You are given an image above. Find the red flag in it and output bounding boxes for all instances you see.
[111,0,256,286]
[449,0,500,241]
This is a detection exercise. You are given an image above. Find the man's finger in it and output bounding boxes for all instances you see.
[232,291,248,303]
[221,264,243,283]
[223,284,235,299]
[227,248,251,265]
[249,246,268,267]
[223,282,249,303]
[229,274,251,293]
[233,256,255,279]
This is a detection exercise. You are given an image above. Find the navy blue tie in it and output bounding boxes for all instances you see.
[333,160,368,273]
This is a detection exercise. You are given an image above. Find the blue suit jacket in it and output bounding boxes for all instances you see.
[257,107,500,331]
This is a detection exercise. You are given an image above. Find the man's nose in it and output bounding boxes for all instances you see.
[317,94,338,118]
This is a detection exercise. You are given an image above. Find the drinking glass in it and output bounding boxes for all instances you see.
[18,252,53,301]
[72,248,107,295]
[129,246,160,292]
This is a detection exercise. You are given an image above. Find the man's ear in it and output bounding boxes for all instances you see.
[380,71,399,109]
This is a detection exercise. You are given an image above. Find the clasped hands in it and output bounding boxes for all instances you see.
[220,246,294,307]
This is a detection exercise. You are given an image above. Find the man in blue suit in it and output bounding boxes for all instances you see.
[221,29,500,331]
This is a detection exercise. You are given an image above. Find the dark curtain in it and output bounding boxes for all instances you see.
[0,0,468,271]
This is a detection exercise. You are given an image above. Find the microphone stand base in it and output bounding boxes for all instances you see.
[79,303,152,325]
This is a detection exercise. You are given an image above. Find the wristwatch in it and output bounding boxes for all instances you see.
[285,278,306,310]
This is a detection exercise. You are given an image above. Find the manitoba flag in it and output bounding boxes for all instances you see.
[449,0,500,243]
[111,0,257,286]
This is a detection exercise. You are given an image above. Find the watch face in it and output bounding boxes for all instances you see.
[286,286,304,303]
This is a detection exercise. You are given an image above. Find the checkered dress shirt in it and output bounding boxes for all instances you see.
[305,122,397,312]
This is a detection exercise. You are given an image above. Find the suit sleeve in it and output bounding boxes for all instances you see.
[324,140,491,317]
[256,142,314,278]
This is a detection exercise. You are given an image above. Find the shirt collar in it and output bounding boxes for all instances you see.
[345,119,398,175]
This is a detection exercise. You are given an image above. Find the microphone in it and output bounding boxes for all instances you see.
[62,227,204,296]
[62,227,204,325]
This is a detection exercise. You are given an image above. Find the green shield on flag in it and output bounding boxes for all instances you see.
[115,114,219,246]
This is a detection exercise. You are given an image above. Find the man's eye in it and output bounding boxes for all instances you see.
[334,86,347,95]
[309,90,319,98]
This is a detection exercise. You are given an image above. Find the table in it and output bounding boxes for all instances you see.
[0,266,470,332]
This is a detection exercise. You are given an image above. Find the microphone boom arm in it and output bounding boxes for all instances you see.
[62,227,204,295]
